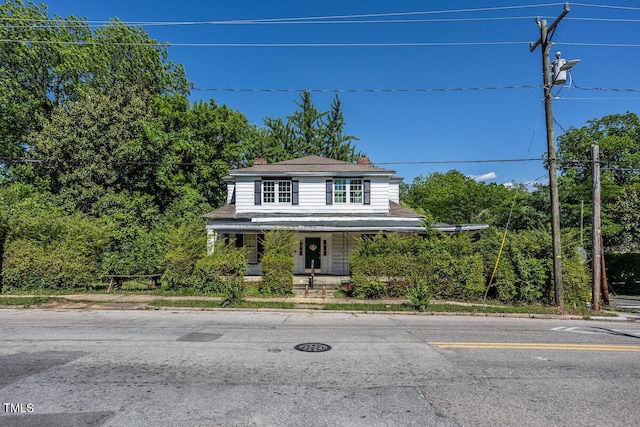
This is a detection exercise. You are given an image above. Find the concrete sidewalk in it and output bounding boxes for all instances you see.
[1,291,638,322]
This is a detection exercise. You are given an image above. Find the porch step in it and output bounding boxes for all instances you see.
[292,275,347,288]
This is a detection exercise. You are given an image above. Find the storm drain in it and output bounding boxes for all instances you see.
[177,332,223,342]
[294,343,332,352]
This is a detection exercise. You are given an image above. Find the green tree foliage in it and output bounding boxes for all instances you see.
[27,86,154,213]
[146,94,259,210]
[556,112,640,247]
[0,1,188,170]
[260,91,361,162]
[475,227,589,305]
[608,186,640,252]
[402,170,529,227]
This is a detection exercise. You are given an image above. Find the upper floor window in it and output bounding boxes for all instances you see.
[263,179,291,204]
[333,178,363,204]
[254,179,298,205]
[326,178,370,205]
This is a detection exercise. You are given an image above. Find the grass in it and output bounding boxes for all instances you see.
[322,301,585,315]
[148,299,295,310]
[0,296,52,308]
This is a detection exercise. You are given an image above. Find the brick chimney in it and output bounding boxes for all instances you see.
[253,157,268,165]
[357,156,371,166]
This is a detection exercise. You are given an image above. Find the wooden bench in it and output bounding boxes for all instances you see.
[106,274,162,292]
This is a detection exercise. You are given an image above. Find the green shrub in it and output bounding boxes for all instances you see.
[408,280,432,311]
[161,219,207,290]
[194,241,248,295]
[260,230,296,295]
[2,239,98,291]
[261,253,294,295]
[563,253,591,306]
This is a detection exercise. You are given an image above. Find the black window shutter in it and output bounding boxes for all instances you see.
[254,180,262,205]
[326,180,333,205]
[235,234,244,248]
[364,180,371,205]
[292,180,299,205]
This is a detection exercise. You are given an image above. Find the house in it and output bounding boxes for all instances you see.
[203,155,488,276]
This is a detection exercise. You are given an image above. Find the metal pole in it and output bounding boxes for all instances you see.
[540,19,564,308]
[591,145,601,311]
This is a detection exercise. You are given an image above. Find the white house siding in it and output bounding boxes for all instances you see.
[234,176,390,215]
[330,232,362,276]
[389,178,401,204]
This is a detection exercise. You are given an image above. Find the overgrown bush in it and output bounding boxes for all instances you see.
[1,188,107,291]
[349,233,484,300]
[475,228,590,305]
[161,219,207,290]
[2,239,99,291]
[194,241,248,298]
[408,280,432,312]
[260,230,296,295]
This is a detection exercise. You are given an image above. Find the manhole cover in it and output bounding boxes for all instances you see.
[294,343,332,352]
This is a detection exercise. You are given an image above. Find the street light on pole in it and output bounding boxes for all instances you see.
[530,3,575,308]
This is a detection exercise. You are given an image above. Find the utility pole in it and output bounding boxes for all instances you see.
[530,3,570,308]
[591,145,601,311]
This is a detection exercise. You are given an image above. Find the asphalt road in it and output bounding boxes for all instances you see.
[0,309,639,427]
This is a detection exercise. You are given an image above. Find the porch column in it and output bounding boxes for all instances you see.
[206,229,218,255]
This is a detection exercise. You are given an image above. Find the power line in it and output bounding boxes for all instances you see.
[572,3,640,12]
[1,37,638,48]
[191,85,541,93]
[0,156,544,166]
[0,4,568,26]
[0,39,532,47]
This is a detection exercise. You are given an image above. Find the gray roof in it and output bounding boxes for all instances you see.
[203,201,422,221]
[202,202,489,234]
[228,155,396,176]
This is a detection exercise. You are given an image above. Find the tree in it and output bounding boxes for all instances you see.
[260,91,361,162]
[27,85,154,214]
[556,112,640,247]
[0,1,189,177]
[0,1,91,163]
[402,170,526,227]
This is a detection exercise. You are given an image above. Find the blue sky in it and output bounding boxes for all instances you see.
[34,1,640,185]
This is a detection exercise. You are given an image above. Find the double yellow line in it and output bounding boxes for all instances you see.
[428,342,640,352]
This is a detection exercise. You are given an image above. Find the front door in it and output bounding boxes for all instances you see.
[305,237,321,270]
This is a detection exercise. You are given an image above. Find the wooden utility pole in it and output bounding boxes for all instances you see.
[530,3,570,308]
[591,145,602,311]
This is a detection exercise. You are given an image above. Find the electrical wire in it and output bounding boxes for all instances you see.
[0,4,568,26]
[0,39,532,47]
[191,85,541,93]
[0,156,544,166]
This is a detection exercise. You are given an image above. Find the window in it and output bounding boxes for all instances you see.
[334,179,347,203]
[263,181,275,203]
[245,234,258,263]
[278,181,291,203]
[261,179,294,204]
[332,178,366,204]
[243,234,264,264]
[350,179,362,203]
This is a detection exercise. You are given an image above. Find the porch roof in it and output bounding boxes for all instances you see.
[203,202,488,234]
